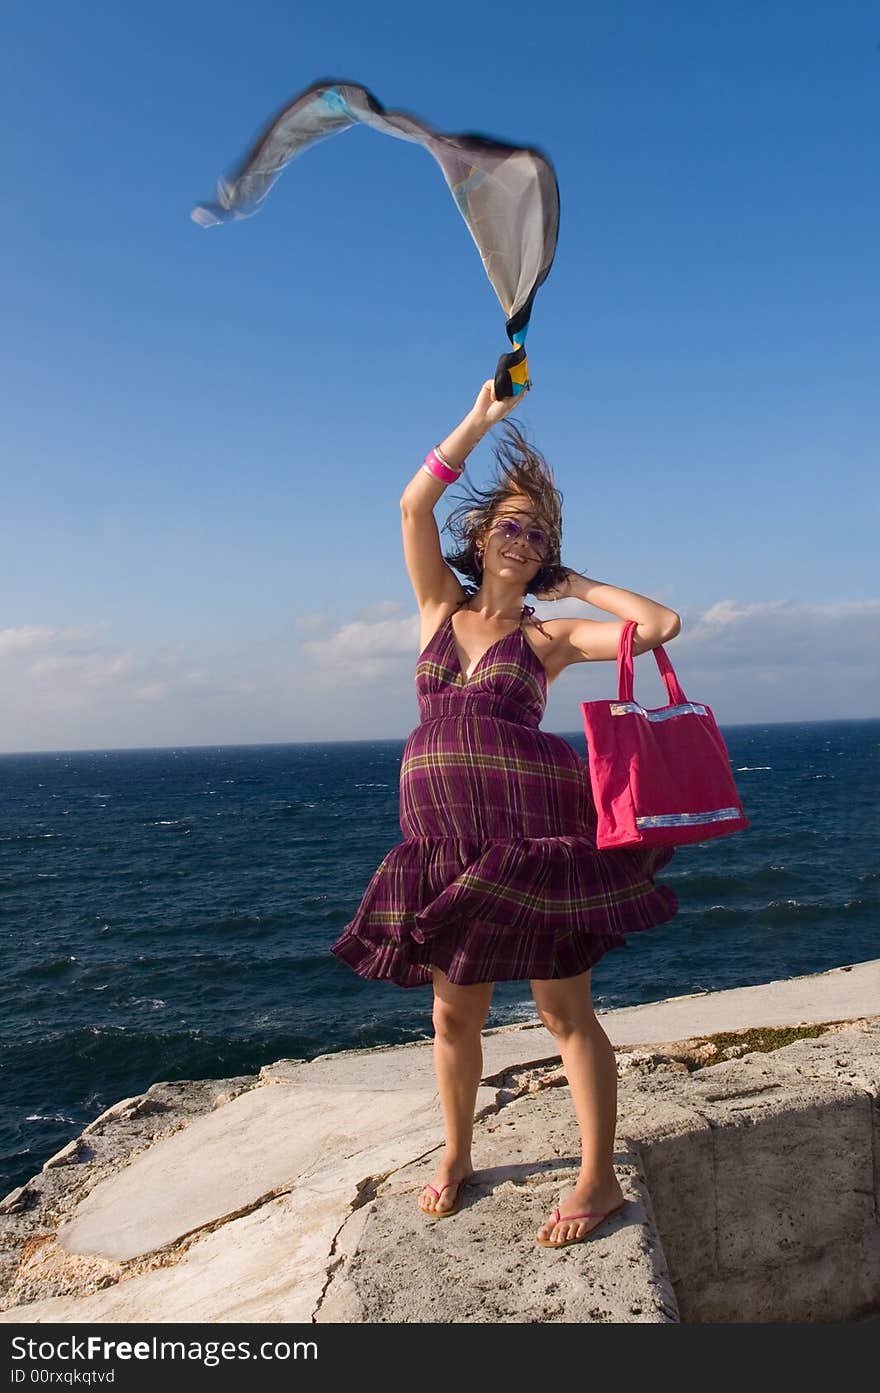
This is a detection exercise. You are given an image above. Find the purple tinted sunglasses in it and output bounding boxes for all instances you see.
[489,518,551,555]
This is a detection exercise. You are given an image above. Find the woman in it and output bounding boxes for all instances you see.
[330,380,680,1248]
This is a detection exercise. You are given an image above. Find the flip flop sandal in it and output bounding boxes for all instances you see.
[536,1200,627,1247]
[419,1174,473,1220]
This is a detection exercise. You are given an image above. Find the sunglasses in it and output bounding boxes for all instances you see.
[489,518,552,555]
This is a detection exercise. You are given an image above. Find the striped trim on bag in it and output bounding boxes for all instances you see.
[635,808,742,828]
[610,701,709,721]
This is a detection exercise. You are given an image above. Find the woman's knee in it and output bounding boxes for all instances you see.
[536,1007,596,1039]
[432,1002,488,1043]
[431,969,493,1041]
[531,972,595,1039]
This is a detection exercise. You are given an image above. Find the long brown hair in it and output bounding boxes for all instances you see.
[442,419,576,596]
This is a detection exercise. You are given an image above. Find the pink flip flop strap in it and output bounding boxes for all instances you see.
[425,1179,466,1198]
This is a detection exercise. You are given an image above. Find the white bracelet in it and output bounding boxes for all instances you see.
[434,444,462,471]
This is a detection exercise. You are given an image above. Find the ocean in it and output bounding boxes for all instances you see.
[1,718,877,1197]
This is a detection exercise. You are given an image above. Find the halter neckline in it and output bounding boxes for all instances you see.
[448,602,538,687]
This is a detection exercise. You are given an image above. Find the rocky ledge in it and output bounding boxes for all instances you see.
[1,959,878,1324]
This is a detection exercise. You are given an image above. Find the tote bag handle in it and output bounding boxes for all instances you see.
[617,620,688,706]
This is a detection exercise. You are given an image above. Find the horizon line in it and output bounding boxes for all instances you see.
[1,715,878,759]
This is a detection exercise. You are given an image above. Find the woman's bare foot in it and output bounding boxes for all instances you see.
[417,1151,474,1216]
[536,1170,626,1246]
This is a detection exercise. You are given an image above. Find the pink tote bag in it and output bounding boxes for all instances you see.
[580,621,749,850]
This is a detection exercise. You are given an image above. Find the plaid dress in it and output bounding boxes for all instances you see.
[330,604,678,988]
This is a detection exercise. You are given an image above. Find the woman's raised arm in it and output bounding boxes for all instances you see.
[399,381,525,511]
[548,570,681,662]
[399,383,525,609]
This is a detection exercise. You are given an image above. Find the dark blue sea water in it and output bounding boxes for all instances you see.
[1,719,878,1197]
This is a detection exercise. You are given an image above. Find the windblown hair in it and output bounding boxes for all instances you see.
[442,419,577,597]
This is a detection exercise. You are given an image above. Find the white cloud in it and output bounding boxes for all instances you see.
[0,623,104,655]
[0,623,255,737]
[30,651,136,686]
[0,626,57,654]
[354,599,408,623]
[132,682,169,703]
[682,598,880,646]
[0,596,877,751]
[299,611,421,682]
[290,609,334,634]
[684,598,789,640]
[632,598,880,724]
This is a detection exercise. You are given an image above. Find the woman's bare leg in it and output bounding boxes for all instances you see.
[530,969,625,1244]
[418,965,494,1214]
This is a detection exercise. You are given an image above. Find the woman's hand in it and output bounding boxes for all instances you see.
[468,379,529,433]
[531,568,578,603]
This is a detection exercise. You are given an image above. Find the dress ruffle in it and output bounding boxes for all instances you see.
[330,833,678,988]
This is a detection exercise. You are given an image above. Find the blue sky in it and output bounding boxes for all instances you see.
[2,1,878,751]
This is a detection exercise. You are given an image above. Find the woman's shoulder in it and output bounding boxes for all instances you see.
[522,611,569,643]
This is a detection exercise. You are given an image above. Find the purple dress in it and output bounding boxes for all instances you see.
[330,603,678,988]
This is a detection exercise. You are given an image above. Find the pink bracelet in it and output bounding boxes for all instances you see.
[422,446,463,484]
